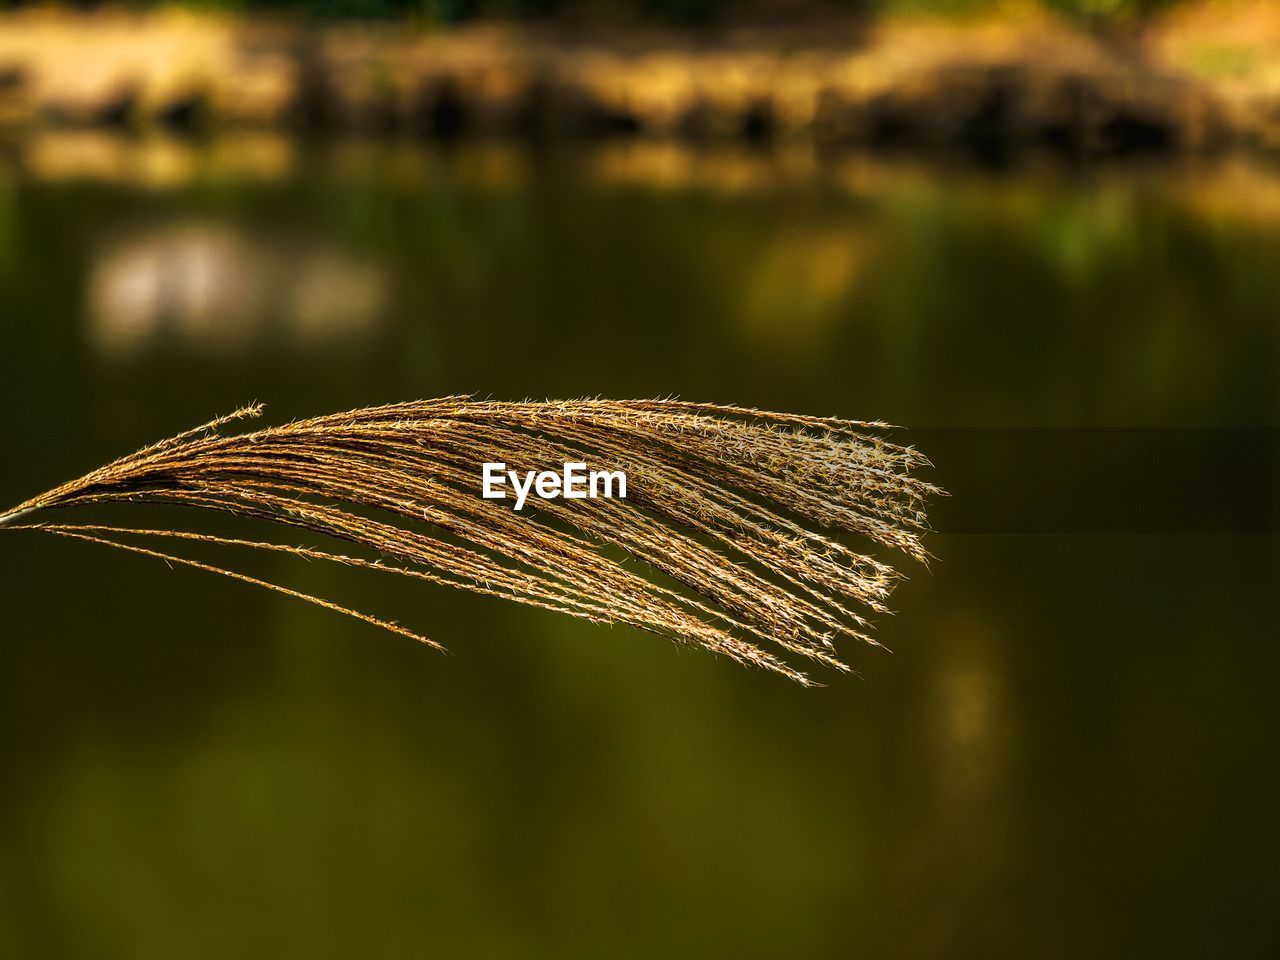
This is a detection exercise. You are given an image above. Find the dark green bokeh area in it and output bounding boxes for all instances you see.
[0,141,1277,957]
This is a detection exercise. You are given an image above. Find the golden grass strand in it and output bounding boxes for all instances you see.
[0,398,939,684]
[44,527,444,651]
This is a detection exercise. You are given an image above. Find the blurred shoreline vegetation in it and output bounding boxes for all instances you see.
[0,0,1194,24]
[1,2,1278,155]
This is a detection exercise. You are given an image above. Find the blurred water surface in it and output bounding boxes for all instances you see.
[0,137,1277,958]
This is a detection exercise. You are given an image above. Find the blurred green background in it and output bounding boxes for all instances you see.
[0,138,1277,957]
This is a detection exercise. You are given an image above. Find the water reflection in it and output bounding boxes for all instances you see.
[89,222,388,357]
[0,132,1277,958]
[15,131,1280,236]
[21,131,296,188]
[740,225,880,356]
[46,139,1274,425]
[885,611,1012,954]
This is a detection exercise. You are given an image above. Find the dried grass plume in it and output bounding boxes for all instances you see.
[0,398,940,685]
